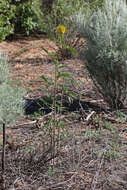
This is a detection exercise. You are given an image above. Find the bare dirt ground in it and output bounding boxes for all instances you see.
[0,36,127,190]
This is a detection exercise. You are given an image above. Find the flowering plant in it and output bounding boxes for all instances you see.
[57,25,66,35]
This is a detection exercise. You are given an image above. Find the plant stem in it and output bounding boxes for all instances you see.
[1,122,6,189]
[51,59,58,168]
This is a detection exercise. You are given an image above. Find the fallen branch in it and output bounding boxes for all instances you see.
[86,111,96,121]
[12,112,65,129]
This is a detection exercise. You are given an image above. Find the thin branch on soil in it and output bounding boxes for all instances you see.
[86,111,95,121]
[12,113,65,129]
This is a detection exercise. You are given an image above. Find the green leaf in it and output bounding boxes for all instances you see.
[41,75,53,86]
[41,46,58,60]
[65,90,77,97]
[41,46,49,54]
[58,72,70,79]
[40,98,52,109]
[57,64,69,69]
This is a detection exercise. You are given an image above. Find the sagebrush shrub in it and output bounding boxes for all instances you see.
[0,52,9,84]
[0,51,25,188]
[72,0,127,109]
[0,51,25,126]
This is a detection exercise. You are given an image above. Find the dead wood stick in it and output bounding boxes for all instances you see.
[11,112,65,129]
[86,111,95,121]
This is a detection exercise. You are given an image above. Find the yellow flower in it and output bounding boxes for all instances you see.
[57,25,66,35]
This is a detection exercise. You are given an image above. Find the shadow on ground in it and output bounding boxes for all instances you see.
[24,95,105,115]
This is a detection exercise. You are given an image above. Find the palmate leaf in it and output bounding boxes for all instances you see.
[57,64,69,69]
[41,75,53,86]
[57,72,70,79]
[62,44,78,55]
[41,46,49,54]
[41,46,58,60]
[65,90,78,97]
[40,97,52,109]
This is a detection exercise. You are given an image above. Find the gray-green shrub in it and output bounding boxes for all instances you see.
[0,51,25,188]
[0,52,9,84]
[72,0,127,109]
[0,51,25,126]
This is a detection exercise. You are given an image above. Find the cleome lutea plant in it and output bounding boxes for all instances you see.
[72,0,127,109]
[41,25,78,167]
[0,52,25,189]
